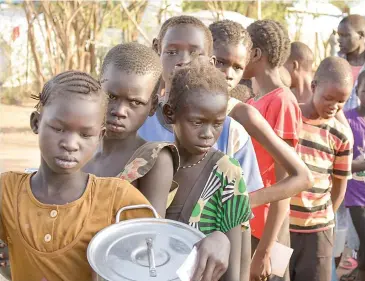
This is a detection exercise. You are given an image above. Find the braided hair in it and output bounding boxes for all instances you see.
[168,58,228,111]
[209,20,253,61]
[32,71,107,115]
[247,20,290,68]
[156,15,213,56]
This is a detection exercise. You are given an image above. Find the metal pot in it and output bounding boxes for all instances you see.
[87,205,205,281]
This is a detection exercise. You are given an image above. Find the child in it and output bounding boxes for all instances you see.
[138,15,264,196]
[244,19,300,281]
[283,41,314,103]
[290,57,354,281]
[209,19,313,281]
[338,14,365,111]
[163,58,252,281]
[0,71,154,281]
[345,70,365,281]
[84,43,178,217]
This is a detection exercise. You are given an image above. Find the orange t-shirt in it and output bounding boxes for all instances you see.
[0,172,153,281]
[247,88,301,238]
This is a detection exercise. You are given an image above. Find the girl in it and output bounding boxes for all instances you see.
[84,43,231,281]
[0,71,153,281]
[163,58,252,281]
[209,19,312,281]
[345,71,365,281]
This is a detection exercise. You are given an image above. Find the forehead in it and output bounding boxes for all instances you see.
[318,81,352,96]
[162,24,208,52]
[42,94,104,125]
[214,43,249,64]
[338,22,358,33]
[102,65,157,98]
[183,89,228,113]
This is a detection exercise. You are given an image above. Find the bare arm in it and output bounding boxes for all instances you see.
[240,228,251,281]
[221,226,242,281]
[331,177,348,213]
[352,159,365,173]
[230,103,313,207]
[138,148,174,217]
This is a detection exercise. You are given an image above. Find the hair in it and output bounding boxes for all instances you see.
[287,42,314,71]
[313,56,353,87]
[100,42,162,99]
[168,58,228,110]
[32,71,107,115]
[209,20,253,57]
[247,20,291,67]
[339,14,365,34]
[156,15,213,56]
[230,84,254,102]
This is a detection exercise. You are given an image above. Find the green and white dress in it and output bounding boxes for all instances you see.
[167,150,252,235]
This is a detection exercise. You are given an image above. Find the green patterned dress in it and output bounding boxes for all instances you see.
[187,155,252,234]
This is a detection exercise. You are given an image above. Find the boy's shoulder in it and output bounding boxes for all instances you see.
[0,171,29,183]
[331,117,353,142]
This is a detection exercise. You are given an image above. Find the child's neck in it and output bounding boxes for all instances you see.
[346,45,365,66]
[254,68,285,98]
[292,76,312,103]
[101,133,143,156]
[175,141,212,168]
[301,100,323,120]
[31,163,89,205]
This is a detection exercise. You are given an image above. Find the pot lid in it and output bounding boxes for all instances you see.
[87,205,205,281]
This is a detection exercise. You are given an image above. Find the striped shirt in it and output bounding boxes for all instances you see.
[290,116,352,233]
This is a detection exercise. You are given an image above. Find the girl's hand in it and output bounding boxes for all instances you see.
[250,250,271,281]
[191,231,230,281]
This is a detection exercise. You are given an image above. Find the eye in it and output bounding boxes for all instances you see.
[213,122,223,128]
[191,121,202,126]
[108,93,117,100]
[216,60,224,66]
[234,65,243,71]
[50,125,63,133]
[130,100,143,106]
[166,50,177,55]
[81,133,92,138]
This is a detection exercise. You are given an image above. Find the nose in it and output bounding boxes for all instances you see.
[200,125,214,140]
[175,51,191,67]
[110,101,127,118]
[60,133,79,152]
[223,67,234,81]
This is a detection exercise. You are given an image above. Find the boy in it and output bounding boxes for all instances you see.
[138,16,264,194]
[284,42,314,103]
[338,14,365,111]
[289,57,354,281]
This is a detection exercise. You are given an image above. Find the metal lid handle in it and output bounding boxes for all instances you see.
[116,204,159,223]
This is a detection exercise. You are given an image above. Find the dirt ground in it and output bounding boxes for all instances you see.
[0,102,40,172]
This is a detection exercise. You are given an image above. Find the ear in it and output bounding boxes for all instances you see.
[293,60,299,71]
[209,56,217,66]
[30,111,40,134]
[149,94,159,116]
[251,48,262,63]
[162,103,175,125]
[311,80,317,94]
[152,38,159,54]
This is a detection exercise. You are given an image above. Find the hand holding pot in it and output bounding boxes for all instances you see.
[191,231,230,281]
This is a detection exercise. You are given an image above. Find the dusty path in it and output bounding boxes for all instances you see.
[0,103,39,172]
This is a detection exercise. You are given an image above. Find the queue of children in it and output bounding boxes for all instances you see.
[0,11,364,281]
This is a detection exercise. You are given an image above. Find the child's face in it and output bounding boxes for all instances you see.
[101,66,157,139]
[214,43,249,91]
[312,81,351,119]
[160,25,209,84]
[338,22,363,55]
[35,95,104,173]
[172,90,227,155]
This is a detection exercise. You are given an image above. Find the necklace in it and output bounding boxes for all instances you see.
[180,151,208,169]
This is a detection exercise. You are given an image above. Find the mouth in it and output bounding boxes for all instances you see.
[106,121,126,133]
[195,145,212,153]
[55,156,78,169]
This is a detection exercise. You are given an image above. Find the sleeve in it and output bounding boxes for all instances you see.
[227,118,263,193]
[333,134,353,180]
[112,182,156,223]
[266,95,301,147]
[233,138,263,193]
[219,160,253,233]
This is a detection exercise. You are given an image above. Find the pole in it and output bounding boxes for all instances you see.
[257,0,262,20]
